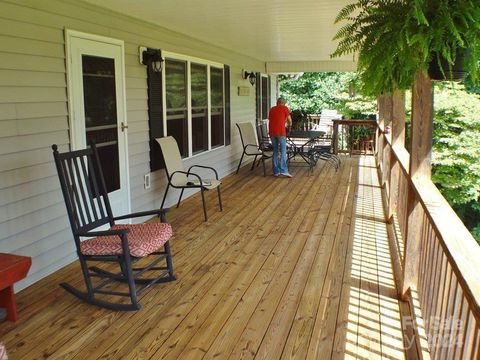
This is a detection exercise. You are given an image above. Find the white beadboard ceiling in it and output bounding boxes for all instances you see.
[83,0,356,72]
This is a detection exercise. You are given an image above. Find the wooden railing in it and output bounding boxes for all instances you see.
[331,119,377,154]
[376,127,480,359]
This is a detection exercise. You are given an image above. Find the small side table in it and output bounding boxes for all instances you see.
[0,253,32,322]
[360,139,375,155]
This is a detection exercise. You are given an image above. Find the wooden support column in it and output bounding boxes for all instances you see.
[409,72,433,178]
[381,95,393,187]
[378,95,386,127]
[387,90,406,221]
[383,95,393,130]
[392,90,406,147]
[401,71,433,300]
[376,95,386,165]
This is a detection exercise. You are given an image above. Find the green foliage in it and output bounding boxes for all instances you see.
[471,225,480,243]
[429,82,480,243]
[280,72,480,242]
[333,92,378,120]
[431,82,480,207]
[331,0,480,96]
[290,109,309,129]
[464,74,480,94]
[279,72,379,119]
[278,72,356,113]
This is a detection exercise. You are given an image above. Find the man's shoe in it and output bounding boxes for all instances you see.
[281,173,293,178]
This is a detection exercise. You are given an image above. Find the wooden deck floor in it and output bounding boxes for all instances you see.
[0,156,408,359]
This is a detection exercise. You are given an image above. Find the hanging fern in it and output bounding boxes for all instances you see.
[331,0,480,96]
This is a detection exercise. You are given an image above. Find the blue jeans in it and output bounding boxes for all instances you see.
[271,136,289,175]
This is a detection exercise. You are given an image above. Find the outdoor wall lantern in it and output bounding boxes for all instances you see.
[242,70,256,86]
[140,47,163,73]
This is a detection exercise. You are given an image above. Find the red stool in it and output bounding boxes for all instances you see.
[0,253,31,322]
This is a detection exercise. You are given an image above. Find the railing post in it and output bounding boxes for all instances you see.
[332,120,339,154]
[401,71,433,300]
[387,90,405,221]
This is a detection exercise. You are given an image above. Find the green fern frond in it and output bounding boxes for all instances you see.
[334,3,360,23]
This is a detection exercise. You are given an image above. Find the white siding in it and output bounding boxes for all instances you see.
[0,0,263,290]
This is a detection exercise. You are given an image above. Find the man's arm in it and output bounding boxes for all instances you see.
[286,114,292,128]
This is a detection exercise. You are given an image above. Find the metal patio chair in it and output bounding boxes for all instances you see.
[236,122,272,176]
[157,136,223,222]
[52,143,176,311]
[312,135,341,170]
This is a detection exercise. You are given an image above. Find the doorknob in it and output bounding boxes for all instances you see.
[121,122,128,132]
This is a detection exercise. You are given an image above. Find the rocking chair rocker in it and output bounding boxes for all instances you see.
[52,143,176,311]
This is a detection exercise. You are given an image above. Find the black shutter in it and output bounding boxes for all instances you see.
[147,65,165,171]
[268,75,272,111]
[255,72,261,125]
[224,64,231,145]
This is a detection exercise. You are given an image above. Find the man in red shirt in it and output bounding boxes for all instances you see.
[268,97,293,177]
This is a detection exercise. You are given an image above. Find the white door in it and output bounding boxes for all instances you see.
[66,30,130,216]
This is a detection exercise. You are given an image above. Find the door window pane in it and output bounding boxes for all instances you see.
[82,55,119,193]
[191,63,208,154]
[166,59,188,157]
[210,67,224,148]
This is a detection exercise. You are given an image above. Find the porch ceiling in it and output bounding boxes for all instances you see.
[83,0,356,72]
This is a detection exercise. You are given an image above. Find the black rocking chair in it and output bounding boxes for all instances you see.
[52,143,176,311]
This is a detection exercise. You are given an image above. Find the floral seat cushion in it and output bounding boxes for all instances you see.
[80,223,173,258]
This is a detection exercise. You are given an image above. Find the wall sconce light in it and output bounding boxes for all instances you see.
[140,47,163,73]
[242,70,256,86]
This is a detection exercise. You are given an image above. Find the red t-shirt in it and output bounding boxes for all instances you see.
[268,105,290,136]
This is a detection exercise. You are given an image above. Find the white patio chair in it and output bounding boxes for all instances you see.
[236,122,272,176]
[157,136,222,222]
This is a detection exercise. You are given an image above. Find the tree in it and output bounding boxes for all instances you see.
[431,82,480,242]
[432,82,480,205]
[278,72,356,113]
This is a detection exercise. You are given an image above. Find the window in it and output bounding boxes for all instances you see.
[191,63,208,154]
[163,54,226,158]
[256,73,271,125]
[165,59,188,157]
[82,56,120,193]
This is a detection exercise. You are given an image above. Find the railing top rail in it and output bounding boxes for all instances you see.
[332,119,378,126]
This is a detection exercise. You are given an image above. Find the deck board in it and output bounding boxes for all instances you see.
[0,156,408,359]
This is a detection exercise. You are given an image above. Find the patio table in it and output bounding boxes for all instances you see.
[287,130,326,172]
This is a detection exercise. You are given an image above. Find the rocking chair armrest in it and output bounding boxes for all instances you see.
[76,228,130,238]
[186,165,219,180]
[114,208,170,221]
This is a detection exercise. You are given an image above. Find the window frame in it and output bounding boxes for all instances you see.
[162,51,225,159]
[256,73,271,125]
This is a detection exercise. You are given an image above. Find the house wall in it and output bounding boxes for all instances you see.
[0,0,264,290]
